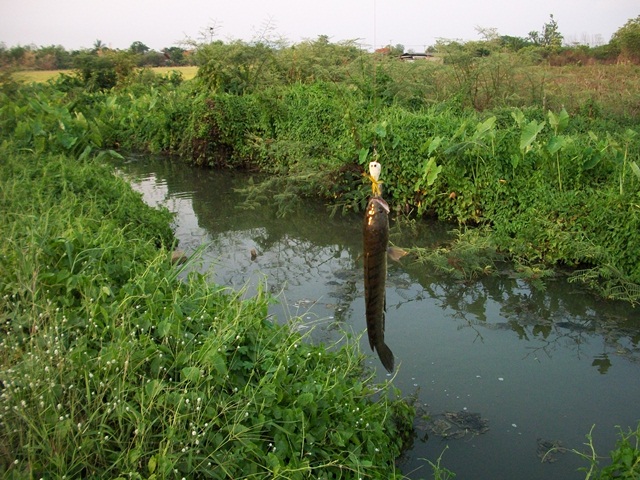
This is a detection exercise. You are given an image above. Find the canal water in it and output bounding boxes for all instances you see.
[117,155,640,480]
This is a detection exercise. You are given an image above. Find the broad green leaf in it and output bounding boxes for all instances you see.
[108,149,124,160]
[128,448,142,467]
[511,108,525,127]
[510,153,520,170]
[145,379,162,397]
[427,136,442,155]
[374,121,387,138]
[200,349,228,375]
[520,120,546,153]
[547,135,567,155]
[582,152,602,170]
[423,157,442,186]
[297,392,314,406]
[624,128,638,141]
[78,145,92,161]
[630,161,640,180]
[231,423,249,436]
[181,366,201,383]
[474,116,496,139]
[101,285,113,297]
[156,320,171,338]
[548,108,569,134]
[451,119,469,141]
[358,147,369,164]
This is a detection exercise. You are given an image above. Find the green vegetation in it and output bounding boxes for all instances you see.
[0,40,195,71]
[2,13,640,478]
[570,424,640,479]
[55,37,636,303]
[0,142,412,478]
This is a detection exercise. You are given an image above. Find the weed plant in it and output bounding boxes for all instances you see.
[0,146,414,478]
[567,424,640,480]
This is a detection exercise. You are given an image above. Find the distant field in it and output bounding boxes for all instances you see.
[12,66,198,83]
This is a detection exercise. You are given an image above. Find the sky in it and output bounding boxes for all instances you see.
[0,0,637,52]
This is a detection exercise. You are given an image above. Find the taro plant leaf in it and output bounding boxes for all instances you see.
[444,141,470,155]
[423,156,442,187]
[582,131,608,170]
[475,116,497,140]
[631,161,640,181]
[548,108,569,135]
[582,146,602,170]
[511,108,526,127]
[451,118,469,141]
[623,128,638,143]
[547,135,567,155]
[374,121,387,138]
[427,136,443,156]
[520,120,546,154]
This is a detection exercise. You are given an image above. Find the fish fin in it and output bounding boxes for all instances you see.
[367,327,375,351]
[376,341,395,373]
[387,246,408,262]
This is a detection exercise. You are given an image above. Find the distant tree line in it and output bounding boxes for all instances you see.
[1,13,638,76]
[429,15,640,66]
[374,14,640,66]
[0,40,196,71]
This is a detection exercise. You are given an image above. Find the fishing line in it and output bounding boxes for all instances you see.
[370,0,382,192]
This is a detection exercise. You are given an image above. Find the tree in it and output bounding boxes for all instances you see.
[476,26,500,43]
[92,39,106,54]
[35,45,72,69]
[129,41,150,55]
[528,14,563,48]
[499,35,533,52]
[162,46,185,66]
[611,15,640,63]
[73,50,135,90]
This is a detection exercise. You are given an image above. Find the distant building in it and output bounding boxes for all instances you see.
[399,52,439,62]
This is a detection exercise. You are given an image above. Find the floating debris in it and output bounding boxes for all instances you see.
[171,250,187,265]
[420,410,489,440]
[536,438,567,463]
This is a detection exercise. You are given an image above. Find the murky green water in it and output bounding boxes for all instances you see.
[118,155,640,480]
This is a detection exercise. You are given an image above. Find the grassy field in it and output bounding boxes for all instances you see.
[12,65,198,83]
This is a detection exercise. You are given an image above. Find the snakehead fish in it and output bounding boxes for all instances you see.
[363,195,395,373]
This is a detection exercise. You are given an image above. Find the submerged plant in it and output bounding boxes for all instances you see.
[409,226,502,281]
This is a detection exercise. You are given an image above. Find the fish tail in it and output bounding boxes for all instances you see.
[376,342,395,373]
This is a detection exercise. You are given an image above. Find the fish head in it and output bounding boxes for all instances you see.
[365,197,390,227]
[367,196,389,215]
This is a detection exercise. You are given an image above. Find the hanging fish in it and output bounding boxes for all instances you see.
[363,194,401,373]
